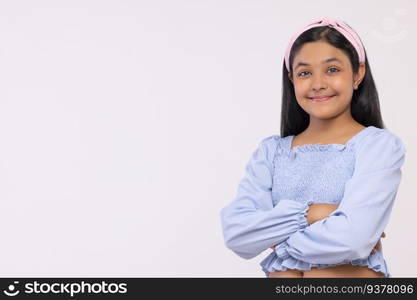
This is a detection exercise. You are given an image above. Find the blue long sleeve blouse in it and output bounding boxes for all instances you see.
[220,126,406,278]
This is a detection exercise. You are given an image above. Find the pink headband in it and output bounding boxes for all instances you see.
[284,17,366,72]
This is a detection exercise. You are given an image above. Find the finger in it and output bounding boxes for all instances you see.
[372,241,381,252]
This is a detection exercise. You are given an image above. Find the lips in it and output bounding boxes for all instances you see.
[309,95,335,102]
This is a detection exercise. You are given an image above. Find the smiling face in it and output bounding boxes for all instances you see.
[288,41,365,121]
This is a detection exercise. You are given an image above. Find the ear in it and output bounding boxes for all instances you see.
[353,62,366,89]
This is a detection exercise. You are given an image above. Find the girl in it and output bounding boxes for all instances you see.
[219,17,406,278]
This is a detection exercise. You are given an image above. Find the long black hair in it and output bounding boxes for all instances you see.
[280,25,385,138]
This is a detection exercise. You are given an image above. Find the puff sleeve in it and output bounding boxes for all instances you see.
[220,136,311,260]
[276,130,406,264]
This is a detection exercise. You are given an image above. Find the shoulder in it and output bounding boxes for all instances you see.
[355,126,406,154]
[259,134,281,149]
[353,126,406,173]
[257,134,284,162]
[245,134,285,170]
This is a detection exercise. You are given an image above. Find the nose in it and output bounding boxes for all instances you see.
[311,73,328,92]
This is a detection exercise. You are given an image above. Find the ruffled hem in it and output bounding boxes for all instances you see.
[291,143,348,153]
[275,137,355,161]
[277,126,376,155]
[260,243,390,278]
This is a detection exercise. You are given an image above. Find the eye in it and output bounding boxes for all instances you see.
[297,67,340,78]
[328,67,340,73]
[297,71,310,77]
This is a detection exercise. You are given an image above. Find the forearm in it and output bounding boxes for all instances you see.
[270,203,337,251]
[280,202,388,264]
[305,203,384,254]
[306,203,338,225]
[222,198,311,259]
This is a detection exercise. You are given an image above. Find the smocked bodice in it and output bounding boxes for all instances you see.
[271,136,356,206]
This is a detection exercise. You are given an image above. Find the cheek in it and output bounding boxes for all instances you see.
[331,76,353,92]
[293,81,310,96]
[294,76,353,94]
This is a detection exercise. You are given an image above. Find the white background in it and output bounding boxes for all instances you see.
[0,0,415,277]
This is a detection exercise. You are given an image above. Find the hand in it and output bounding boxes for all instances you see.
[370,232,386,254]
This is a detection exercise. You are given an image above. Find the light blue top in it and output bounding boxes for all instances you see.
[220,126,406,278]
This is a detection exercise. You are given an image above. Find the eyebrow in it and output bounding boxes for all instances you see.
[294,57,343,70]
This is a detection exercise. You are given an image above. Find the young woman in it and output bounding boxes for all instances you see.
[219,17,406,278]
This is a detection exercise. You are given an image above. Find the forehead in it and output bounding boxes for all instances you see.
[293,41,349,66]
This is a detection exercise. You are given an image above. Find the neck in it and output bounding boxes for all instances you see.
[305,114,363,138]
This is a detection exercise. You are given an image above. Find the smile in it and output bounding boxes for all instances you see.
[309,95,335,102]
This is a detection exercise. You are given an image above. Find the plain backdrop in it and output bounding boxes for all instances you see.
[0,0,415,277]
